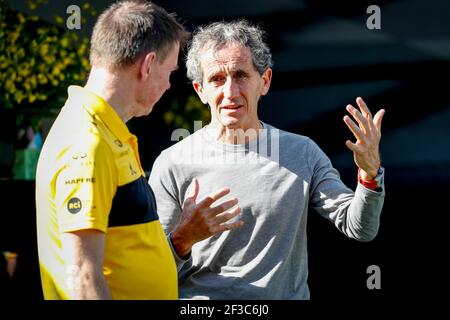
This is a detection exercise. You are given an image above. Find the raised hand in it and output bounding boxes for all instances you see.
[343,97,385,180]
[170,178,243,258]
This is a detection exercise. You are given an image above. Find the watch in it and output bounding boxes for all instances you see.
[358,167,384,189]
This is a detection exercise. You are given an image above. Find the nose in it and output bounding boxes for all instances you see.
[223,77,239,100]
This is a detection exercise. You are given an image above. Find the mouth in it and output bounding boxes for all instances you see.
[221,104,243,110]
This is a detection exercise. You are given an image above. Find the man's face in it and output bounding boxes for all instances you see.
[194,43,272,131]
[136,42,180,116]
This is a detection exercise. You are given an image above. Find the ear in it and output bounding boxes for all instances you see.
[260,68,272,96]
[193,81,208,104]
[139,51,157,81]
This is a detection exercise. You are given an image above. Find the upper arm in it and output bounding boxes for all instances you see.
[60,229,111,299]
[308,138,354,216]
[60,229,106,273]
[148,153,182,234]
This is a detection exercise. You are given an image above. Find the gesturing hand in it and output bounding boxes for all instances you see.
[170,178,243,258]
[343,97,385,180]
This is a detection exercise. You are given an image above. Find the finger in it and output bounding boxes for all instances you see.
[346,105,369,132]
[198,187,231,209]
[343,115,365,142]
[211,220,244,234]
[345,140,363,154]
[213,206,241,224]
[356,97,373,122]
[373,109,385,131]
[208,198,239,217]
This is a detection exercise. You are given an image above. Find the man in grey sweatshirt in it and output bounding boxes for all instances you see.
[149,20,386,300]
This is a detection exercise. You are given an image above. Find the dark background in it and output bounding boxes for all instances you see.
[1,0,449,303]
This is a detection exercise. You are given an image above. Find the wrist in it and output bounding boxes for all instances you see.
[3,251,18,260]
[358,167,384,190]
[359,167,378,181]
[170,231,192,259]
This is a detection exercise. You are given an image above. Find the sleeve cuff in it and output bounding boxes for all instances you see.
[167,233,191,272]
[59,220,107,233]
[356,180,385,197]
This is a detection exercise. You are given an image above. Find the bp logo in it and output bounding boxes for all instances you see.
[67,197,82,214]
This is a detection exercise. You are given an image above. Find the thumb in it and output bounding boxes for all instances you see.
[186,177,199,204]
[373,109,385,131]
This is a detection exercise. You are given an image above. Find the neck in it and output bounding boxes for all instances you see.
[208,120,262,144]
[84,66,133,123]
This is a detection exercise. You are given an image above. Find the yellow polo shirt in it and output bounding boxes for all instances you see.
[36,86,177,299]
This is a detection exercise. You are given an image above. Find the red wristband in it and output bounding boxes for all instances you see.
[358,169,378,189]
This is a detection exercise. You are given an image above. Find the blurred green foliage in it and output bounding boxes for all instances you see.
[0,0,209,134]
[164,94,211,131]
[0,0,94,130]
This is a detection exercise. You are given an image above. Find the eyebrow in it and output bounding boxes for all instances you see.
[235,69,249,77]
[206,68,222,79]
[206,69,249,81]
[206,72,221,81]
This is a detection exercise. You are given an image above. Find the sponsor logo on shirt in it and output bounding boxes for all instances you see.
[72,153,87,160]
[129,164,137,176]
[65,177,96,185]
[67,197,82,214]
[114,140,123,147]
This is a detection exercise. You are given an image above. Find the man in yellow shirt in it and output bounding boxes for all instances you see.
[36,0,189,299]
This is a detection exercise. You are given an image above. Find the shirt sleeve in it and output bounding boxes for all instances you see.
[55,135,116,233]
[307,138,385,241]
[149,151,191,271]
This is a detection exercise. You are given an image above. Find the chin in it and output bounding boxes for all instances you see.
[144,102,156,115]
[146,106,154,114]
[134,107,153,119]
[222,119,243,129]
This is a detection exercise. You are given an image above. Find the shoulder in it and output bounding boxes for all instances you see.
[154,128,205,165]
[53,130,113,172]
[48,97,113,156]
[262,122,330,169]
[263,122,312,150]
[72,130,111,155]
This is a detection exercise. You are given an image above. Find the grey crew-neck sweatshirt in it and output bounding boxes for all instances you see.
[149,122,384,299]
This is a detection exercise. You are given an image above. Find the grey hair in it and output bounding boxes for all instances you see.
[186,20,273,84]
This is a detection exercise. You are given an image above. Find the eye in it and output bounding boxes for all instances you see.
[210,75,225,84]
[234,71,248,79]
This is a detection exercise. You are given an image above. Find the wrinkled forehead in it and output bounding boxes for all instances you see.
[199,42,254,74]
